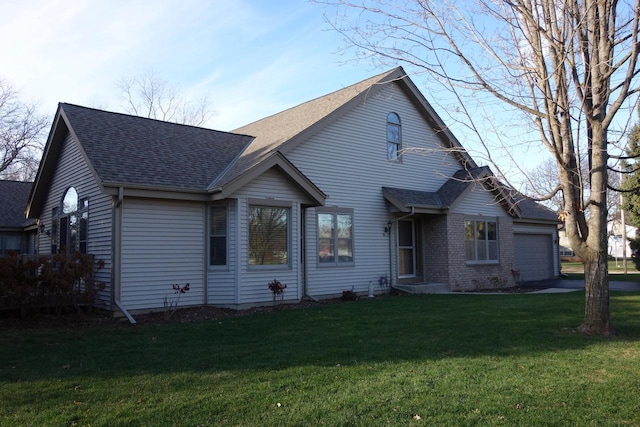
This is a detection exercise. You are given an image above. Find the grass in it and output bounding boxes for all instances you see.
[2,293,640,426]
[562,260,640,281]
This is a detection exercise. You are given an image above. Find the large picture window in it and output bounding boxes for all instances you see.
[465,219,498,263]
[318,211,353,266]
[209,205,227,266]
[249,206,289,266]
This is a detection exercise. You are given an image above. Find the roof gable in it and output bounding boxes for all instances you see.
[58,104,254,191]
[217,66,476,189]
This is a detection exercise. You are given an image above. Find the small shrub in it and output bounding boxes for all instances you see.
[488,276,508,288]
[341,290,358,301]
[163,283,190,319]
[268,279,287,307]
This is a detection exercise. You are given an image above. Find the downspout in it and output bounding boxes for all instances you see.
[113,186,136,324]
[387,207,415,289]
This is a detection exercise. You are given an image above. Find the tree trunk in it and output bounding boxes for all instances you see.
[579,252,613,335]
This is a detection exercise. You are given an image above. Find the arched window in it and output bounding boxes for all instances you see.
[387,112,401,161]
[53,187,89,254]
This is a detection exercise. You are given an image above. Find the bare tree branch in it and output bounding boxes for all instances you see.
[0,78,47,181]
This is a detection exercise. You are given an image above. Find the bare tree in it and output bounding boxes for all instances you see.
[116,71,213,127]
[0,78,48,181]
[320,0,640,335]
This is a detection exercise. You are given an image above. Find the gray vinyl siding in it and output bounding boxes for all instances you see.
[37,132,113,307]
[450,185,509,217]
[285,82,464,296]
[229,168,310,305]
[120,198,205,310]
[207,200,237,305]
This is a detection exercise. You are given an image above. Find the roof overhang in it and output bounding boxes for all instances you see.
[211,152,326,206]
[382,187,448,214]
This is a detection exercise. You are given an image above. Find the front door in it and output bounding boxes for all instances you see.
[398,219,416,278]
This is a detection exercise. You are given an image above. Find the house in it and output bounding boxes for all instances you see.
[607,216,637,260]
[0,180,36,255]
[26,67,559,318]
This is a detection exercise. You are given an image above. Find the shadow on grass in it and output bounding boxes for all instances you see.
[1,292,639,382]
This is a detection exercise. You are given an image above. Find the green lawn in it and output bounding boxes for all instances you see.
[2,293,640,426]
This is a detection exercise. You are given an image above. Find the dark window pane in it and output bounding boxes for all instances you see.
[487,221,497,240]
[398,221,413,247]
[210,236,227,265]
[249,206,288,265]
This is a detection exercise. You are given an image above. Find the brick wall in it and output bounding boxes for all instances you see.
[422,214,450,283]
[446,213,515,291]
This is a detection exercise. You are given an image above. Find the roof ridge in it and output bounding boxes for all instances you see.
[59,102,233,134]
[232,67,402,133]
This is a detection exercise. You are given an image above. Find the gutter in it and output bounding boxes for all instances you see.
[113,186,136,324]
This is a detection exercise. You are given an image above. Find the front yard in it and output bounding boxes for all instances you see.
[2,292,640,426]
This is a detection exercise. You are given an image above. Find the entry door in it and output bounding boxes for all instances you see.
[398,219,416,278]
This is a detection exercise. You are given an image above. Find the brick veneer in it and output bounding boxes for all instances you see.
[421,213,515,290]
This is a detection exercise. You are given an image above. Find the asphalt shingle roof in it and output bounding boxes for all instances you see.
[60,103,254,190]
[0,180,32,228]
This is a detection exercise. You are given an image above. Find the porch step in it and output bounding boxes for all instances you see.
[393,283,450,294]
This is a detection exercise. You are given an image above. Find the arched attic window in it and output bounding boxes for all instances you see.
[52,187,89,254]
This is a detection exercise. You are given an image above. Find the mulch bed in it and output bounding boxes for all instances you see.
[0,286,542,331]
[0,298,344,331]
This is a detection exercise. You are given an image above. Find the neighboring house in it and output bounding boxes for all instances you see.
[26,67,559,316]
[0,180,36,255]
[559,216,637,261]
[608,217,637,259]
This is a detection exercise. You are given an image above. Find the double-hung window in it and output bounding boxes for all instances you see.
[248,205,290,266]
[209,205,227,266]
[318,210,354,266]
[465,219,498,263]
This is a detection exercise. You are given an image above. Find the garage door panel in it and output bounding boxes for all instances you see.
[514,234,553,281]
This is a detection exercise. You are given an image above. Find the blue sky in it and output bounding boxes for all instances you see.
[0,0,380,131]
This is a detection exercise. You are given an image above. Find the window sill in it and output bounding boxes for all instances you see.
[317,263,355,268]
[466,260,499,266]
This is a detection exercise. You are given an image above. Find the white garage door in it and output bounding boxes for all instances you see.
[514,234,553,282]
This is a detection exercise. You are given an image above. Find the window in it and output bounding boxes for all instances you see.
[51,207,59,254]
[318,211,353,265]
[53,187,88,255]
[0,233,22,255]
[249,206,289,266]
[387,112,401,161]
[465,219,498,263]
[209,205,227,266]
